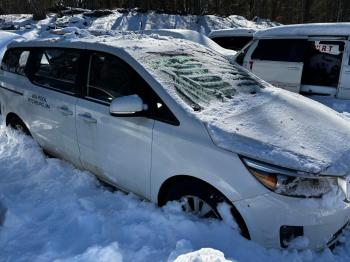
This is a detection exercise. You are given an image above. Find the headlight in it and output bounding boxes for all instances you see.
[242,157,338,198]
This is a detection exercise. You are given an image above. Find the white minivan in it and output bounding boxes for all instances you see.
[235,23,350,98]
[1,34,350,249]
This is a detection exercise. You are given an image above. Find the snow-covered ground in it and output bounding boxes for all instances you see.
[2,10,350,262]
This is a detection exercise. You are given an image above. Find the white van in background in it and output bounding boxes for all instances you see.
[208,28,255,51]
[235,23,350,99]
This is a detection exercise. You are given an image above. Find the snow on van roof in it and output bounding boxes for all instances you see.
[255,23,350,38]
[10,28,237,57]
[10,32,262,108]
[208,28,256,38]
[9,30,202,53]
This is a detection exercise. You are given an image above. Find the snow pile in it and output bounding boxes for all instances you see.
[0,10,276,39]
[174,248,231,262]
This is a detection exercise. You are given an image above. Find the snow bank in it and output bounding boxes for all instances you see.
[0,10,276,39]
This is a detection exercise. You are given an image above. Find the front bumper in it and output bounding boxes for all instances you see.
[234,192,350,249]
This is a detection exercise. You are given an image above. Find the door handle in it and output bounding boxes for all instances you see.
[287,66,299,70]
[58,106,73,116]
[78,113,97,124]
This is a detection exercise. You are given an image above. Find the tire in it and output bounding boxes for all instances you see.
[162,179,229,219]
[161,179,250,239]
[8,116,30,136]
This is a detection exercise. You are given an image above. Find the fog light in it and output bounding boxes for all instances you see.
[280,225,304,248]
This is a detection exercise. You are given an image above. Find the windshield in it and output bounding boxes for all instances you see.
[140,49,264,111]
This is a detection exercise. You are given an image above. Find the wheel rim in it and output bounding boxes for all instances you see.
[181,195,219,219]
[14,124,24,133]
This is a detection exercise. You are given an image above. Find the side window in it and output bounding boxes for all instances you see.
[1,49,30,76]
[87,53,136,103]
[251,39,307,62]
[87,52,179,125]
[31,48,81,93]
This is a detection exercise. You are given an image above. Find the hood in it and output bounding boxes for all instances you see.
[205,89,350,177]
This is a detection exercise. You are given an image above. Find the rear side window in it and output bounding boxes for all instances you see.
[1,48,30,76]
[211,36,253,51]
[31,48,81,94]
[251,39,307,62]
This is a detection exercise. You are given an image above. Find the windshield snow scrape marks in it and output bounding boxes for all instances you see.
[148,50,260,111]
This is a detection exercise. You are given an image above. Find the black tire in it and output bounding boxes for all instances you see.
[163,180,225,219]
[8,116,30,136]
[161,179,250,239]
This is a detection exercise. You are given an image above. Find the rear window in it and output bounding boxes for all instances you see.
[211,36,253,51]
[251,39,307,62]
[1,48,30,76]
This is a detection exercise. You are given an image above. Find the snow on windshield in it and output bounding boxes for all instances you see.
[139,46,263,111]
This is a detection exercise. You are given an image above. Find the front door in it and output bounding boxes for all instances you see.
[76,51,154,198]
[248,39,307,93]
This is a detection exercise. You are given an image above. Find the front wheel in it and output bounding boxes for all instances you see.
[160,179,250,239]
[181,195,220,219]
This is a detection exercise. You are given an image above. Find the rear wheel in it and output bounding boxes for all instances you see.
[8,116,30,136]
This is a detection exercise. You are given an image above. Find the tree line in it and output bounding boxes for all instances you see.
[0,0,349,24]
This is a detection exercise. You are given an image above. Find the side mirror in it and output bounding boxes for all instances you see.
[109,94,147,115]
